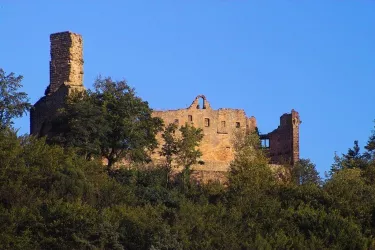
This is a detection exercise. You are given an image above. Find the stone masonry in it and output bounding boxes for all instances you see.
[152,96,301,179]
[30,31,301,181]
[152,95,257,172]
[260,110,301,165]
[30,31,84,136]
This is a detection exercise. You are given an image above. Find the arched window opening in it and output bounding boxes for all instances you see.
[197,97,206,109]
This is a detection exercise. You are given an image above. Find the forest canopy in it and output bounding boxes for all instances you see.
[1,68,375,249]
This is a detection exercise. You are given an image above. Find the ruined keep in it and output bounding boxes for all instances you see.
[30,31,84,136]
[30,31,301,178]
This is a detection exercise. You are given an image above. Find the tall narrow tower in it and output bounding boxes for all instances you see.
[30,31,84,136]
[291,109,301,165]
[48,31,84,94]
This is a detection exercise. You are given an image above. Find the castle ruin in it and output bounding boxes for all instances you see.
[30,31,301,179]
[30,31,84,136]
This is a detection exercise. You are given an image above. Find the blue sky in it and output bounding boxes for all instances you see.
[0,0,374,176]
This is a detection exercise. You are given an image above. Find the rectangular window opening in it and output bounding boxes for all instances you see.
[261,138,270,148]
[204,118,210,127]
[236,122,240,128]
[188,115,193,122]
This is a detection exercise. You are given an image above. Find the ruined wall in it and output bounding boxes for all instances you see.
[153,96,301,178]
[30,31,84,136]
[260,110,301,165]
[152,95,257,172]
[30,31,301,183]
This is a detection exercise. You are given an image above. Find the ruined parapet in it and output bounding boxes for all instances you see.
[30,31,84,136]
[260,109,301,165]
[188,95,211,110]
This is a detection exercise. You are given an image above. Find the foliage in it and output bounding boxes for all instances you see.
[331,140,369,176]
[3,119,375,249]
[50,76,163,170]
[292,158,321,186]
[0,68,31,130]
[160,122,204,189]
[160,123,178,171]
[3,70,375,248]
[175,123,204,169]
[365,121,375,160]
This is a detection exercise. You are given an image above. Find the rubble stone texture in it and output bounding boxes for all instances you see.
[30,32,84,136]
[152,95,257,172]
[30,31,301,183]
[152,95,301,179]
[48,32,84,94]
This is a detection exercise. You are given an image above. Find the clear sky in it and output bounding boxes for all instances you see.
[0,0,374,176]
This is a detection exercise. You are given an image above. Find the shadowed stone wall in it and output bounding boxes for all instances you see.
[30,31,84,136]
[260,110,301,165]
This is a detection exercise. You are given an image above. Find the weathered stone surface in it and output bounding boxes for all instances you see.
[49,31,84,94]
[30,31,84,136]
[152,95,257,170]
[152,95,301,177]
[260,110,301,165]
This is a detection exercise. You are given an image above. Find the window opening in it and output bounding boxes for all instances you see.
[261,138,270,148]
[204,118,210,127]
[188,115,193,122]
[236,122,240,128]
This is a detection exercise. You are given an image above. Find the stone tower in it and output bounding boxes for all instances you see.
[260,110,301,165]
[48,31,84,94]
[30,31,84,136]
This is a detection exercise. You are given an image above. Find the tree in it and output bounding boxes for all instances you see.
[228,131,273,196]
[365,121,375,160]
[175,123,204,171]
[159,123,204,188]
[0,68,31,129]
[50,76,163,170]
[176,123,204,189]
[292,158,321,185]
[160,123,178,171]
[330,141,368,175]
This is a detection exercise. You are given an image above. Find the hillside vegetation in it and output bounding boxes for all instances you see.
[1,69,375,249]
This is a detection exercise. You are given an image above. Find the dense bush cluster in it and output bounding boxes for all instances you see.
[2,69,375,249]
[1,127,375,249]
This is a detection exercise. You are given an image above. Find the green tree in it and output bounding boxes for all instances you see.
[160,123,179,171]
[0,128,127,249]
[176,123,204,190]
[159,122,203,189]
[50,76,163,170]
[0,68,31,129]
[365,121,375,160]
[330,140,368,175]
[292,158,321,185]
[228,131,272,194]
[175,123,204,171]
